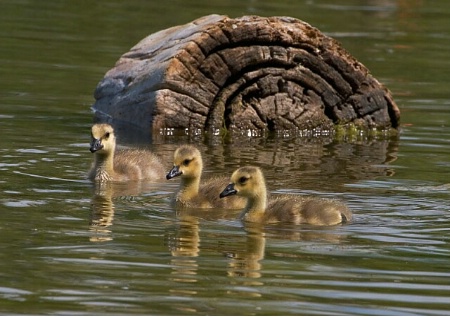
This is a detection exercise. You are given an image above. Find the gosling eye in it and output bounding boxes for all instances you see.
[104,132,110,139]
[238,176,248,184]
[183,159,191,166]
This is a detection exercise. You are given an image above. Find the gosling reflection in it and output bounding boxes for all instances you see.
[227,224,266,280]
[226,222,349,292]
[89,182,115,242]
[89,181,162,242]
[167,215,201,313]
[168,215,201,258]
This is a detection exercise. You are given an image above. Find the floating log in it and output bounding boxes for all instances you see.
[92,14,400,134]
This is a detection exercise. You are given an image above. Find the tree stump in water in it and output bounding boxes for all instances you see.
[92,14,400,133]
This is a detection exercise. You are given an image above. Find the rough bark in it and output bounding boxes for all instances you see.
[92,14,400,133]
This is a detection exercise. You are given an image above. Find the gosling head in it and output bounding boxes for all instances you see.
[220,166,266,199]
[90,123,116,154]
[166,145,203,180]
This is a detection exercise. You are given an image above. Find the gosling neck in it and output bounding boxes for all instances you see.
[241,182,268,221]
[94,150,115,181]
[178,174,201,200]
[244,193,267,214]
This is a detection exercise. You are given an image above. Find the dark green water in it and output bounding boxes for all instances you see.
[1,0,450,315]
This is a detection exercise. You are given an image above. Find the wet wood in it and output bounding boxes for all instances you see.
[92,14,400,133]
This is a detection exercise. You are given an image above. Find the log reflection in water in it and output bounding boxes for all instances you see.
[110,122,399,191]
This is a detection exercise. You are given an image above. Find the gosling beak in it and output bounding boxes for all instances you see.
[220,183,237,198]
[166,165,182,180]
[90,138,103,153]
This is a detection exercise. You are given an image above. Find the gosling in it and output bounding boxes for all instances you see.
[220,166,352,225]
[88,123,165,182]
[166,145,246,209]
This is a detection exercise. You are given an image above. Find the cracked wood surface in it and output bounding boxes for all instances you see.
[92,14,400,132]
